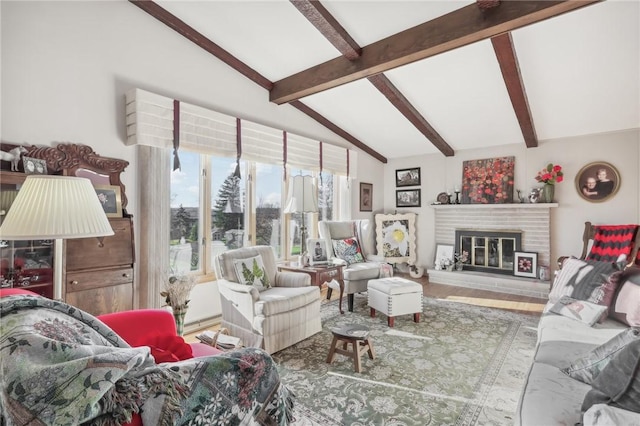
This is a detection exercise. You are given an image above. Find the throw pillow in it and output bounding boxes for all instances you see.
[549,296,608,326]
[549,257,623,305]
[581,339,640,414]
[561,327,640,384]
[233,255,271,290]
[332,237,365,265]
[610,270,640,327]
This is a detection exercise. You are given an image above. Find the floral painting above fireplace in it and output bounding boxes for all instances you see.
[461,156,515,204]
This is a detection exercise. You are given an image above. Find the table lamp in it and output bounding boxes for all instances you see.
[284,175,318,258]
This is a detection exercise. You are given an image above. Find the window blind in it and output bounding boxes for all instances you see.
[287,133,320,172]
[179,102,236,158]
[241,120,284,165]
[126,88,356,175]
[125,89,174,149]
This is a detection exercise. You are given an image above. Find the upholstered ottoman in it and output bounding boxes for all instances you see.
[367,277,422,327]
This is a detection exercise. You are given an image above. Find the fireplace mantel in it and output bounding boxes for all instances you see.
[431,203,558,210]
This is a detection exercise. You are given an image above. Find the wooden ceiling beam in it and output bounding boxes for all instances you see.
[294,1,453,156]
[129,0,387,163]
[491,32,538,148]
[368,74,454,157]
[290,101,387,163]
[270,0,601,104]
[290,0,361,60]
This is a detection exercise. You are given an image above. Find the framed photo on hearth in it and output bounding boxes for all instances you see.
[514,251,537,278]
[434,244,454,270]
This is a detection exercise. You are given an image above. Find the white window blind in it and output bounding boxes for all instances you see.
[241,121,284,165]
[322,143,357,178]
[287,133,320,172]
[180,102,236,158]
[125,88,173,149]
[126,88,356,175]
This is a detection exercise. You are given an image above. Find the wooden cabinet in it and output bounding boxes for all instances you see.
[0,239,55,298]
[1,142,133,315]
[64,217,135,316]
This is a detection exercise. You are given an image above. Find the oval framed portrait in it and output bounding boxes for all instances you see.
[575,162,620,203]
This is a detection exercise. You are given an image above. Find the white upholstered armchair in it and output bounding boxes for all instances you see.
[318,220,382,312]
[215,246,321,354]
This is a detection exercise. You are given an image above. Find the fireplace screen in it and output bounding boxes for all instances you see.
[454,230,522,275]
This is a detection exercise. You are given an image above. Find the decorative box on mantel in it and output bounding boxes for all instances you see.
[430,203,557,298]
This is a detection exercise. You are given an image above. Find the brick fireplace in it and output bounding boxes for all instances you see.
[429,203,557,298]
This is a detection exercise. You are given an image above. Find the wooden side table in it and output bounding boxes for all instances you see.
[277,262,345,314]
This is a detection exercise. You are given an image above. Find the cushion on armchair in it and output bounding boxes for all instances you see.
[233,254,271,290]
[332,237,365,265]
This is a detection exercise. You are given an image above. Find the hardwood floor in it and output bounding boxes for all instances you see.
[185,275,546,343]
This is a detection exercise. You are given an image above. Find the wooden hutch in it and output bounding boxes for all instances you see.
[0,143,134,316]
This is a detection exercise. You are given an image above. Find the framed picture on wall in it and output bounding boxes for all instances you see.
[461,156,515,204]
[396,189,421,207]
[575,161,620,203]
[514,251,537,278]
[395,167,421,187]
[359,182,372,212]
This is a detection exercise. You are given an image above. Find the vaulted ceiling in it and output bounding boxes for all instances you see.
[130,0,640,163]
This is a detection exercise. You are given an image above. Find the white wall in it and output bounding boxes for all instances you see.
[382,129,640,274]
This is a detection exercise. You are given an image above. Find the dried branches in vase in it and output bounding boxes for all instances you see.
[161,274,196,336]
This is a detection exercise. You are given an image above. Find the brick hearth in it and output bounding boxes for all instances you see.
[429,203,557,298]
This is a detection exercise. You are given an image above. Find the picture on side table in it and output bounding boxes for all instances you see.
[307,238,329,266]
[359,182,373,212]
[396,189,421,208]
[94,184,123,218]
[514,251,538,278]
[575,161,620,203]
[395,167,421,187]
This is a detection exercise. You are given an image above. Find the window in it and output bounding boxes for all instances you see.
[170,151,202,274]
[170,154,344,275]
[127,88,357,306]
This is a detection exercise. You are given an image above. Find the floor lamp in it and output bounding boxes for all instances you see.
[284,175,318,260]
[0,176,114,299]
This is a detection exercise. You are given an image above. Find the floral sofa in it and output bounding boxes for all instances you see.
[515,261,640,425]
[0,288,293,425]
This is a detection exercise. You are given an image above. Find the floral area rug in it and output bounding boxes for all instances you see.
[275,293,540,426]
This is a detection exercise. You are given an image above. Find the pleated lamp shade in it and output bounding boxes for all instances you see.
[0,175,114,240]
[284,175,318,214]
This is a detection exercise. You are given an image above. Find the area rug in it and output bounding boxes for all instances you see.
[276,294,540,426]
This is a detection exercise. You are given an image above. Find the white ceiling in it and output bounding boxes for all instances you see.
[154,0,639,161]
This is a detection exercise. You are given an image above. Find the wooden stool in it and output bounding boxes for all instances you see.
[326,325,375,373]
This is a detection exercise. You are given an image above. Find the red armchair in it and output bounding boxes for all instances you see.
[1,288,222,426]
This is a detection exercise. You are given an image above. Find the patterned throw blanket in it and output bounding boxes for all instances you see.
[0,295,293,425]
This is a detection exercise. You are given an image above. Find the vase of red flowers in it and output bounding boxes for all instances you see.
[535,163,563,203]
